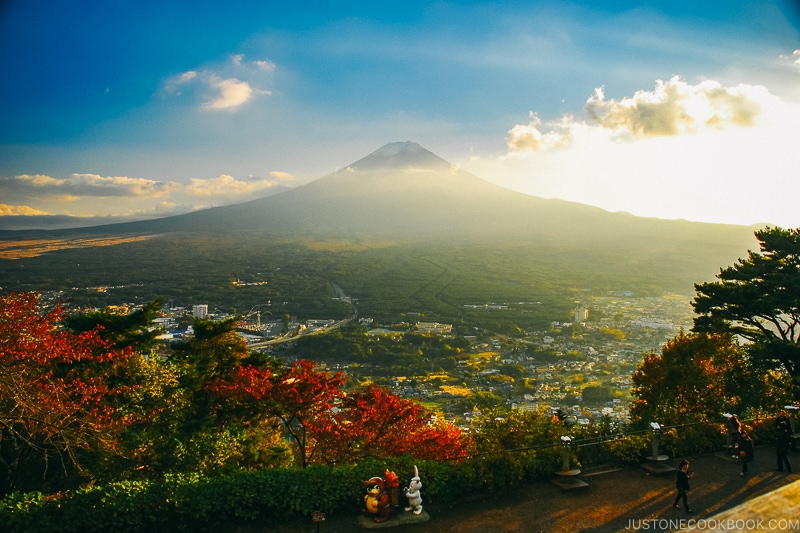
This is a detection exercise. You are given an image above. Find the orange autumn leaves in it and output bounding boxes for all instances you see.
[207,362,471,466]
[0,292,135,486]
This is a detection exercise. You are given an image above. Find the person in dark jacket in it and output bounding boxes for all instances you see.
[739,432,755,476]
[673,459,693,513]
[776,420,793,473]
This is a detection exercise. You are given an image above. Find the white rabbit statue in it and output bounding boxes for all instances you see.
[404,465,423,515]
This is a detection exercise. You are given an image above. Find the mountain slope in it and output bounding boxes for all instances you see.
[95,141,754,252]
[0,141,758,303]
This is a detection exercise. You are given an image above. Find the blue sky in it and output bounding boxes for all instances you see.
[1,1,799,228]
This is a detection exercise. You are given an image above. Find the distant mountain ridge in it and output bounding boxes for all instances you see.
[0,142,758,291]
[131,141,752,248]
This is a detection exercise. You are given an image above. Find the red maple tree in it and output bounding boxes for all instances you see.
[310,384,471,464]
[208,359,348,467]
[209,362,471,467]
[0,292,134,494]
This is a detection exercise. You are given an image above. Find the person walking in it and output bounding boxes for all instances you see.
[776,420,793,473]
[673,459,693,513]
[739,432,755,476]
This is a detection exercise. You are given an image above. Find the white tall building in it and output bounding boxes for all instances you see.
[192,304,208,319]
[574,307,588,324]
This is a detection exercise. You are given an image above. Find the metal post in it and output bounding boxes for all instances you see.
[561,436,572,472]
[642,421,673,474]
[651,422,661,458]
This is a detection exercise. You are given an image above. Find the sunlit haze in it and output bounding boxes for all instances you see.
[1,1,798,229]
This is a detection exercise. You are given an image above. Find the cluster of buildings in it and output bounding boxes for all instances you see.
[370,294,694,428]
[51,287,695,431]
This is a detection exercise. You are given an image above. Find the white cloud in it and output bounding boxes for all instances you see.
[178,71,197,83]
[16,174,65,187]
[508,77,776,155]
[254,59,277,72]
[165,70,198,94]
[478,76,800,227]
[269,170,293,181]
[507,113,576,154]
[779,49,800,70]
[1,170,294,221]
[6,173,173,198]
[164,58,273,111]
[201,76,254,110]
[68,174,175,197]
[0,204,50,216]
[185,173,287,198]
[584,77,765,137]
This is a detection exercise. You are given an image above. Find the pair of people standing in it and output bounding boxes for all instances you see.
[724,415,754,475]
[735,415,800,475]
[732,415,797,475]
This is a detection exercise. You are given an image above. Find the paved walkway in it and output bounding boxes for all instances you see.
[680,478,800,532]
[248,447,798,533]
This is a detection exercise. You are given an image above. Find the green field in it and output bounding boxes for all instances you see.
[0,229,752,332]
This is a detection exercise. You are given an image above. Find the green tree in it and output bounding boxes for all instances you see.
[471,408,563,483]
[62,300,162,352]
[144,318,289,475]
[469,390,504,411]
[172,317,252,383]
[628,331,786,427]
[581,385,613,404]
[693,227,800,385]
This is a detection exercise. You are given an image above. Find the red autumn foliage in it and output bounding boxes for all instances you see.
[0,292,134,493]
[207,359,348,467]
[310,384,471,464]
[208,361,471,467]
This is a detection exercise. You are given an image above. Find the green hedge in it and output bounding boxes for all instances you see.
[0,452,557,533]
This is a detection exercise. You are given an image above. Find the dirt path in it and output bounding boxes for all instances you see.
[248,448,798,533]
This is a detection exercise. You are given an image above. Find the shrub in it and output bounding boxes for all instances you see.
[659,424,721,457]
[602,434,651,464]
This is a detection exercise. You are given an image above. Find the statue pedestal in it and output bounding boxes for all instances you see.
[551,469,589,490]
[358,509,431,529]
[551,476,589,490]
